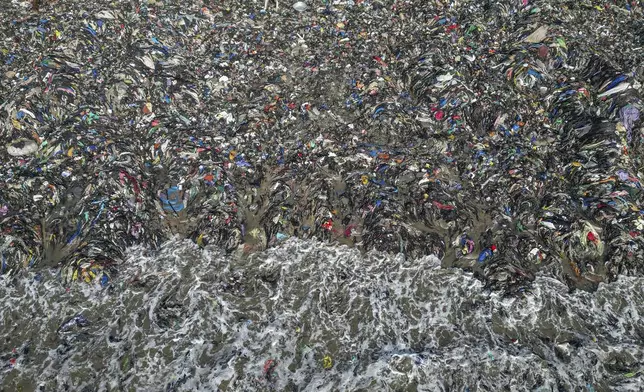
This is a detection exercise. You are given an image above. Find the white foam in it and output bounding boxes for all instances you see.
[1,239,642,390]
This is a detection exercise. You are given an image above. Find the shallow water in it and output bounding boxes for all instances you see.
[1,239,642,391]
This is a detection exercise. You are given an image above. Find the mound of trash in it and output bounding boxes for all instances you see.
[1,0,643,293]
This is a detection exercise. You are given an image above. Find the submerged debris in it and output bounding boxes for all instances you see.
[57,314,90,333]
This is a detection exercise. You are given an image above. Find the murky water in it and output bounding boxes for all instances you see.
[1,239,642,391]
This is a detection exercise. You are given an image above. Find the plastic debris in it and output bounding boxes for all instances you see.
[1,2,644,391]
[524,26,549,43]
[263,359,278,382]
[478,245,497,263]
[57,314,90,333]
[322,355,333,370]
[292,1,308,12]
[6,139,38,156]
[0,0,642,299]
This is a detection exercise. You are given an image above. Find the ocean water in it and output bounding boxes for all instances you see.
[1,238,642,391]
